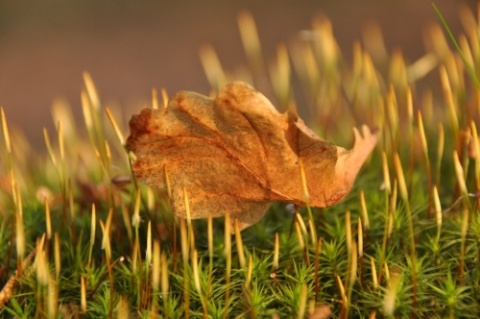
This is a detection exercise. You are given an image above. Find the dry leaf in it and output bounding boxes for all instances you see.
[126,81,378,230]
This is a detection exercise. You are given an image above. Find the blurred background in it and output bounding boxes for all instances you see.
[0,0,476,149]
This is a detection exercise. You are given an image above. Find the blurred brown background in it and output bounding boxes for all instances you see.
[0,0,476,149]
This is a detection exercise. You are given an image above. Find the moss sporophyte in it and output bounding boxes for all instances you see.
[2,6,480,318]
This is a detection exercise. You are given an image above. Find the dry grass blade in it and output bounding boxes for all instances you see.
[0,250,36,309]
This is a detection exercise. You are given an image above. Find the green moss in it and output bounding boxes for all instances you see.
[2,6,480,318]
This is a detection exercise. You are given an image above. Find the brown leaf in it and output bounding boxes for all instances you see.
[126,81,378,230]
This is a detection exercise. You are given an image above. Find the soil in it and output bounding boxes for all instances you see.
[0,0,476,150]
